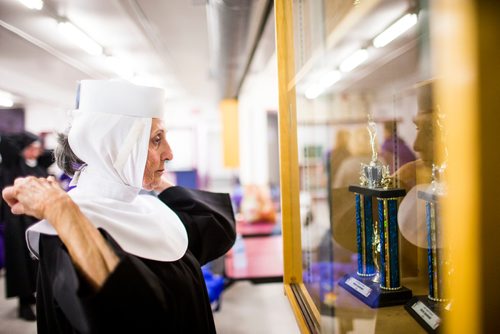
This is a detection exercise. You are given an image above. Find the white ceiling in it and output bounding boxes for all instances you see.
[0,0,217,111]
[294,0,422,98]
[0,0,425,118]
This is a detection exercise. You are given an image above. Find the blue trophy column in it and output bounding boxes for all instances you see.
[378,198,401,290]
[426,201,446,301]
[344,185,411,308]
[355,193,375,276]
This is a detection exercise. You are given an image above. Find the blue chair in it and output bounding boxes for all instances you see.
[202,266,225,311]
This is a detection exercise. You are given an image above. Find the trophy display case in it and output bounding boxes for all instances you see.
[272,0,472,332]
[337,120,412,308]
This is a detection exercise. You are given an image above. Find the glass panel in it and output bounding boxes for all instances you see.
[291,0,447,332]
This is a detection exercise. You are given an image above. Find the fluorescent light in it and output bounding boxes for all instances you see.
[17,0,43,10]
[305,84,322,100]
[305,70,342,99]
[339,49,369,72]
[58,21,103,56]
[373,13,418,48]
[318,70,341,88]
[0,91,14,107]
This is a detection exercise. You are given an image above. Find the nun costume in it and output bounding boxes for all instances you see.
[24,80,236,333]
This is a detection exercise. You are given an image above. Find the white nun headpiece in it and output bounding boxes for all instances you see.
[27,80,188,262]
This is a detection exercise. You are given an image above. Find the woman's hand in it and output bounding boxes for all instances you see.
[3,175,119,289]
[2,176,69,220]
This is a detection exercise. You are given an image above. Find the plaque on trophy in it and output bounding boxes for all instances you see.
[405,163,450,333]
[339,120,412,308]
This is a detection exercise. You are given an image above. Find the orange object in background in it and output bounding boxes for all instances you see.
[240,184,277,223]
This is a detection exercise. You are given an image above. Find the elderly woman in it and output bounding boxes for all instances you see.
[2,80,235,333]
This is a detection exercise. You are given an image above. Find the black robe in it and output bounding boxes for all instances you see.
[0,133,53,298]
[35,186,236,333]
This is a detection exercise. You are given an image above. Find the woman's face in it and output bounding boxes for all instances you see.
[143,118,173,190]
[413,112,434,165]
[22,141,42,160]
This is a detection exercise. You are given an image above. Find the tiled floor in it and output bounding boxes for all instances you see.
[0,271,37,334]
[0,270,299,334]
[214,281,299,334]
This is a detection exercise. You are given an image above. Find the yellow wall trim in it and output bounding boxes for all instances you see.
[220,99,240,168]
[433,1,480,333]
[275,0,303,283]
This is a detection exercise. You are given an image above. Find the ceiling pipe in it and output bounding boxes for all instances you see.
[206,0,272,99]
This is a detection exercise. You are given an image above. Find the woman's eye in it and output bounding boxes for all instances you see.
[153,135,162,146]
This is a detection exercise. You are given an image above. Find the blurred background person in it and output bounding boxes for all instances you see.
[332,127,373,189]
[397,81,441,247]
[0,131,54,321]
[394,81,442,277]
[328,127,375,267]
[380,120,416,173]
[395,82,437,193]
[326,130,351,219]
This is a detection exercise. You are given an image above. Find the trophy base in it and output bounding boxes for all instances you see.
[405,296,448,333]
[338,274,412,308]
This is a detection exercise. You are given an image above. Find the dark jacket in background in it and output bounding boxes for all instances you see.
[0,132,53,298]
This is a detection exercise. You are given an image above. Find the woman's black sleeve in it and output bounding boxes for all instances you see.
[158,186,236,265]
[37,230,170,334]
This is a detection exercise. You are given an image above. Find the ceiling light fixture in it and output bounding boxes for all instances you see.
[372,13,418,48]
[57,21,103,56]
[305,70,342,100]
[305,84,322,100]
[17,0,44,10]
[339,49,369,73]
[0,91,14,107]
[318,70,342,88]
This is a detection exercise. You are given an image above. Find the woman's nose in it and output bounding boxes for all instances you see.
[163,143,173,161]
[413,134,422,153]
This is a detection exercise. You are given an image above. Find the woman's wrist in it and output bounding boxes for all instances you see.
[44,194,77,229]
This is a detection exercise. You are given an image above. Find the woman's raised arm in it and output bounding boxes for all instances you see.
[2,176,119,290]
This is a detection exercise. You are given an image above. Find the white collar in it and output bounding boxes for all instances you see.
[27,168,188,262]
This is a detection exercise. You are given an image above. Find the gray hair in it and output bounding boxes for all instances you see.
[54,132,85,176]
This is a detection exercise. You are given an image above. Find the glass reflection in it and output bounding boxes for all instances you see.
[292,0,447,332]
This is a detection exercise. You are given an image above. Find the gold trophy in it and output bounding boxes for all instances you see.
[340,117,412,308]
